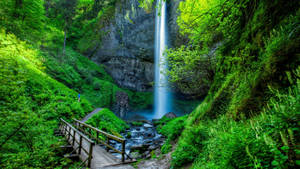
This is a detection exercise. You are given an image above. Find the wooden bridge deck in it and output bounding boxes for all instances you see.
[60,118,134,169]
[65,126,122,168]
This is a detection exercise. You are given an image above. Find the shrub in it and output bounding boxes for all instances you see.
[86,108,129,137]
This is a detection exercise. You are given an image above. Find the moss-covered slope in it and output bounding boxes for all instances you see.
[0,30,94,168]
[165,0,300,168]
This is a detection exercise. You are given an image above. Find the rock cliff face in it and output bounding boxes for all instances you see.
[90,0,183,92]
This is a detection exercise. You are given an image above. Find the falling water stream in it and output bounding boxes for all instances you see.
[125,0,174,120]
[112,1,176,160]
[153,0,172,119]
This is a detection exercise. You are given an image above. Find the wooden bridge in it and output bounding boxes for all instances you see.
[59,118,135,169]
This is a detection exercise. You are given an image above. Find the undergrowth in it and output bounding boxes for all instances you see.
[86,108,129,137]
[167,0,300,168]
[0,30,93,168]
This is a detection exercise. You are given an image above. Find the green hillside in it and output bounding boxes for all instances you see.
[159,0,300,168]
[0,30,93,168]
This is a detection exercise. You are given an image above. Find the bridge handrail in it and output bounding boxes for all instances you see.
[61,118,95,143]
[73,119,129,162]
[73,119,125,142]
[60,118,95,167]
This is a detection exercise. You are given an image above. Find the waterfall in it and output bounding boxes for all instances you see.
[154,0,172,119]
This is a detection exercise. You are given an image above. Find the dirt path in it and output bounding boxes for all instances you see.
[81,108,102,122]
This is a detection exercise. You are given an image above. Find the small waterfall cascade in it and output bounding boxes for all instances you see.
[154,0,172,119]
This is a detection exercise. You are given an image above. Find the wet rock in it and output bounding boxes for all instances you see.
[145,140,152,144]
[143,130,155,138]
[130,152,142,159]
[163,112,177,119]
[146,153,151,159]
[143,123,153,128]
[149,145,156,150]
[113,91,129,118]
[129,114,147,121]
[111,121,165,161]
[130,144,150,152]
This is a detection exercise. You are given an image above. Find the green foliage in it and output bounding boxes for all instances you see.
[86,108,129,137]
[171,123,208,168]
[75,5,115,53]
[171,70,300,168]
[161,139,172,154]
[131,121,144,126]
[138,0,154,13]
[166,46,214,97]
[155,116,188,154]
[189,79,300,169]
[158,115,187,141]
[43,46,121,108]
[0,0,45,43]
[0,30,93,168]
[169,0,300,168]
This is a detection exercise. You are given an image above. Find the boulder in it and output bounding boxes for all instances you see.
[148,145,157,151]
[130,152,142,159]
[130,144,150,153]
[163,112,177,119]
[113,91,129,118]
[143,123,153,128]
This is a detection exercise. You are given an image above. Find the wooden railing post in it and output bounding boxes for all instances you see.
[60,118,96,167]
[72,129,76,146]
[122,140,125,163]
[61,124,64,135]
[60,124,63,134]
[87,142,94,168]
[78,135,82,155]
[96,131,99,144]
[106,137,110,152]
[68,126,71,141]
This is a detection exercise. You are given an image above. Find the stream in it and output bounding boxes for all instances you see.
[110,122,164,160]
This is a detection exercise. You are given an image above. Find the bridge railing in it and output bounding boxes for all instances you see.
[60,118,95,167]
[73,119,131,162]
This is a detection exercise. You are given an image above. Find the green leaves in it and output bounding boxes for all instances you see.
[86,108,129,137]
[0,29,93,168]
[0,0,45,43]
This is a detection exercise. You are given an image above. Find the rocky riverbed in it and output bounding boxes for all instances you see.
[110,121,164,160]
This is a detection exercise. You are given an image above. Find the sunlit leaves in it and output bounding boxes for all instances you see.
[0,0,45,43]
[0,29,93,168]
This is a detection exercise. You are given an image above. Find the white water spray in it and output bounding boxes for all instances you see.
[154,0,172,119]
